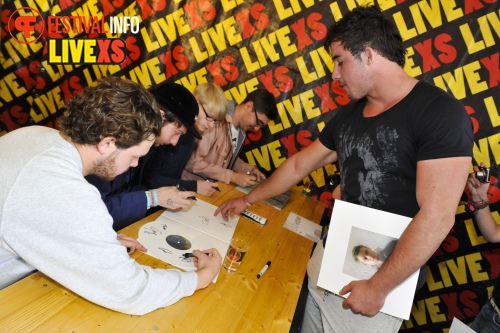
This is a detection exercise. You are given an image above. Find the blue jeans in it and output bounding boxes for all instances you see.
[472,300,500,333]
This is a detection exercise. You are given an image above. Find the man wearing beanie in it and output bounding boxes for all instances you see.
[86,81,202,230]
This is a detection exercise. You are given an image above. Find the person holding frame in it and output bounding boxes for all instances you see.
[215,5,473,332]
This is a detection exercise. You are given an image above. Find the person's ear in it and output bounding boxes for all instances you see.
[364,47,376,65]
[96,136,116,156]
[160,109,165,120]
[246,101,254,112]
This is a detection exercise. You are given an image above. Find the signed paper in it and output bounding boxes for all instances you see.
[138,199,239,281]
[317,200,419,320]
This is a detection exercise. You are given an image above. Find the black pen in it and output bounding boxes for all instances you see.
[198,174,221,192]
[183,252,210,258]
[257,261,271,279]
[176,184,197,200]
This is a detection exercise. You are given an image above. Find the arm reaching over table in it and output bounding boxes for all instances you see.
[215,139,337,221]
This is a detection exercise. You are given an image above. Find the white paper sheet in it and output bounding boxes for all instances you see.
[283,212,322,242]
[317,200,419,320]
[449,317,476,333]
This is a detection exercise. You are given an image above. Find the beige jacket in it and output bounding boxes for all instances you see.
[181,113,254,184]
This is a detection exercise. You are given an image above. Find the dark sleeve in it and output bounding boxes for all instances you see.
[85,174,147,231]
[318,116,337,151]
[142,135,198,192]
[413,86,474,160]
[318,102,360,152]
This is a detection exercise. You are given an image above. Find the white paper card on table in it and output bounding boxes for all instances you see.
[138,199,239,282]
[449,317,476,333]
[283,212,322,243]
[317,200,419,320]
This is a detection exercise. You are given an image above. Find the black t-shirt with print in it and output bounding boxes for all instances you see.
[320,81,473,218]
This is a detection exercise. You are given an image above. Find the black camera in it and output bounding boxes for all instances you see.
[475,166,491,183]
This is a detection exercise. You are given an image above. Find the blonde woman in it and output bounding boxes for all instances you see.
[182,89,278,187]
[143,83,228,197]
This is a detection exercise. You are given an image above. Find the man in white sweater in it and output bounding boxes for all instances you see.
[0,76,222,315]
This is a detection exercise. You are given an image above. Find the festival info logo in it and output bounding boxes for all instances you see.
[8,7,44,44]
[9,7,140,64]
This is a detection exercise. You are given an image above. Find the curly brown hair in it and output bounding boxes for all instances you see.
[59,76,162,149]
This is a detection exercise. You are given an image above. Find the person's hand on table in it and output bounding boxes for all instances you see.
[117,234,147,254]
[249,168,266,182]
[339,279,388,317]
[214,196,248,221]
[231,172,257,187]
[156,186,194,210]
[196,180,218,197]
[193,248,222,289]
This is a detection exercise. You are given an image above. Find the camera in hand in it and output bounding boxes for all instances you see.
[475,166,490,183]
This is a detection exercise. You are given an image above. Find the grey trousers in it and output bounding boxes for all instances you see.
[300,242,403,333]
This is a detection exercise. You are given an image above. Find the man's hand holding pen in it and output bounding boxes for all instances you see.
[176,184,197,200]
[194,248,222,289]
[156,186,194,210]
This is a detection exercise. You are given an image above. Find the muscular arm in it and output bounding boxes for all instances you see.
[340,156,472,315]
[215,139,337,219]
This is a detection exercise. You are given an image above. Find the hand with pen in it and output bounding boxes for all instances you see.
[196,180,220,196]
[193,248,222,290]
[155,186,195,211]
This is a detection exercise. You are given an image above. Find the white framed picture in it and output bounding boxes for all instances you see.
[317,200,420,320]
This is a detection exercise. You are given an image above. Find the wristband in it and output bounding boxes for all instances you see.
[151,189,159,207]
[145,190,152,210]
[463,199,489,215]
[243,196,252,207]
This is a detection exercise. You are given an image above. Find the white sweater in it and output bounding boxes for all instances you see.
[0,126,197,315]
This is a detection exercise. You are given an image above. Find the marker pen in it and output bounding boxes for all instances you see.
[257,261,271,278]
[176,184,197,200]
[199,175,221,192]
[183,253,211,258]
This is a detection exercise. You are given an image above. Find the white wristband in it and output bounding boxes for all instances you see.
[145,190,152,210]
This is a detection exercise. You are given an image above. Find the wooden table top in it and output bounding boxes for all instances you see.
[0,183,325,332]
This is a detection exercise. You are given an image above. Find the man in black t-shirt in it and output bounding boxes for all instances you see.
[215,5,473,333]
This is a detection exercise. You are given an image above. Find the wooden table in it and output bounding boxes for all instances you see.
[0,183,325,332]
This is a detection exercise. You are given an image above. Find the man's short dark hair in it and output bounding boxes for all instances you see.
[324,5,406,67]
[59,76,162,149]
[352,245,365,261]
[243,89,278,121]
